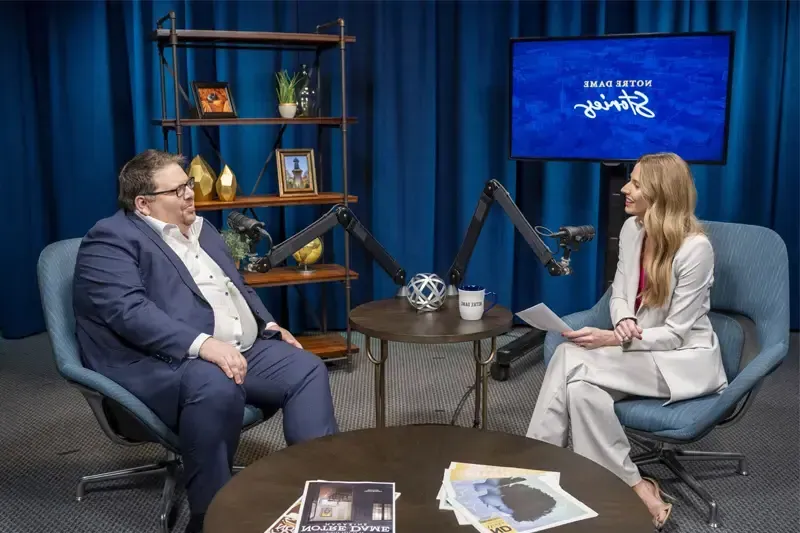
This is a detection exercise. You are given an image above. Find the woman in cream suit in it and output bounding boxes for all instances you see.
[526,152,728,529]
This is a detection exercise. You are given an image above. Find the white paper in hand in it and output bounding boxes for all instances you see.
[516,303,572,333]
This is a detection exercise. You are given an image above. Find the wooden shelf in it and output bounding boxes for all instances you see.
[298,333,359,359]
[151,28,355,48]
[154,117,357,129]
[244,264,358,288]
[150,28,356,48]
[195,193,358,211]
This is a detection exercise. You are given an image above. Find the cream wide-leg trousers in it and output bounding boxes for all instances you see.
[526,341,670,487]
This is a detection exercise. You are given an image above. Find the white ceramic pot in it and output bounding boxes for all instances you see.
[278,103,297,119]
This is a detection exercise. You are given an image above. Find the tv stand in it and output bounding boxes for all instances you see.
[489,160,631,381]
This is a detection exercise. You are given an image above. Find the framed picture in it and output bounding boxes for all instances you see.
[192,81,237,119]
[276,148,319,197]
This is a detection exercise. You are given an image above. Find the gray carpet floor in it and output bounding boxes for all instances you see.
[0,329,797,533]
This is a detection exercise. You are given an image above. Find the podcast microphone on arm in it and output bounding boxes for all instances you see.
[227,211,274,250]
[548,225,596,243]
[537,224,596,276]
[246,205,409,297]
[444,179,595,295]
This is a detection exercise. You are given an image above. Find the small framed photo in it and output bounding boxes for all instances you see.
[276,148,319,197]
[192,81,237,119]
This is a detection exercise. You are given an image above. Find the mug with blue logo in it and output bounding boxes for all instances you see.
[458,284,497,320]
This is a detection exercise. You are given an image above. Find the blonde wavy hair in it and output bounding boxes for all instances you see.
[636,152,704,309]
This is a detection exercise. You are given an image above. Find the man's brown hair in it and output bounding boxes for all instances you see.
[117,149,185,211]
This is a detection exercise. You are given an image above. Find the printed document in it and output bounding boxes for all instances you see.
[437,462,597,532]
[516,303,572,333]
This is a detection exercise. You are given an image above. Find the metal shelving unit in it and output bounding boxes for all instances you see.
[151,11,358,363]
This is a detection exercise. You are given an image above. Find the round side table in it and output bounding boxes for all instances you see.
[349,297,513,429]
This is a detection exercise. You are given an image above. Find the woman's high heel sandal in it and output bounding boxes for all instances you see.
[643,477,674,530]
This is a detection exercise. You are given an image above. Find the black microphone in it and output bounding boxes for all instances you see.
[550,225,596,244]
[227,212,272,243]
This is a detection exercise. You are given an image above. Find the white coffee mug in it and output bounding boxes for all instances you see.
[458,284,497,321]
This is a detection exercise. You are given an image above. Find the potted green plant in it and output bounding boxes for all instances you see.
[276,70,303,118]
[221,229,252,269]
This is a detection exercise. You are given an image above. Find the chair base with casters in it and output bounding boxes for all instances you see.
[76,456,180,502]
[629,432,748,528]
[622,376,760,528]
[626,386,760,529]
[77,452,250,533]
[75,449,181,533]
[70,382,264,533]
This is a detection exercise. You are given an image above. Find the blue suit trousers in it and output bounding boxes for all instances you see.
[169,338,337,515]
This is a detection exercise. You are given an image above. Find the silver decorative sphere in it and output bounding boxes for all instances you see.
[406,273,447,312]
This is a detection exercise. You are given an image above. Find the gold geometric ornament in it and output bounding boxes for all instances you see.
[188,155,216,202]
[216,164,238,202]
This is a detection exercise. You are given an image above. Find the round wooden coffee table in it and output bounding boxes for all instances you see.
[204,425,652,533]
[349,297,513,429]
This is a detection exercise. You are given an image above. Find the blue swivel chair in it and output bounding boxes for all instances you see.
[542,221,790,528]
[37,238,271,533]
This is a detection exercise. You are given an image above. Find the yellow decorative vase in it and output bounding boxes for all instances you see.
[216,165,237,202]
[188,155,216,202]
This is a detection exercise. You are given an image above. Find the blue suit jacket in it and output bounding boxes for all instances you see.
[72,209,278,425]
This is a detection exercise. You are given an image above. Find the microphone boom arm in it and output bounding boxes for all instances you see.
[445,179,574,295]
[252,205,408,295]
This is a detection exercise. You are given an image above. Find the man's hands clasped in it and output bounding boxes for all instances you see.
[197,324,303,384]
[198,337,248,384]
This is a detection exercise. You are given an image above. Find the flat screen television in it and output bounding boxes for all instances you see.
[509,32,735,164]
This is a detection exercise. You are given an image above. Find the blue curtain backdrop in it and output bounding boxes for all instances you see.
[1,0,797,339]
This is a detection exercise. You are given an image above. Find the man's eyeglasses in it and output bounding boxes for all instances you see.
[150,177,195,198]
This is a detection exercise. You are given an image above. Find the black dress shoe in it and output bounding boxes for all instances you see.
[184,513,205,533]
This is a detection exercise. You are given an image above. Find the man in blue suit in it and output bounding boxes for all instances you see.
[73,149,338,533]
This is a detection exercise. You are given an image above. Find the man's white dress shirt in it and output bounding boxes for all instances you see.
[138,214,274,357]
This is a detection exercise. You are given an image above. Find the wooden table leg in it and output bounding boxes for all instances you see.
[473,337,497,430]
[366,336,389,428]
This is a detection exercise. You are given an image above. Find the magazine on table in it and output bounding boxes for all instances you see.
[442,471,597,533]
[294,480,396,533]
[436,462,562,527]
[264,497,302,533]
[265,489,401,533]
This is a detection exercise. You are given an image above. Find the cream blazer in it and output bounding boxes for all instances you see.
[610,216,728,404]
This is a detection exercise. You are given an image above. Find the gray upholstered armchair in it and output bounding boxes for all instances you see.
[542,220,791,528]
[37,238,272,533]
